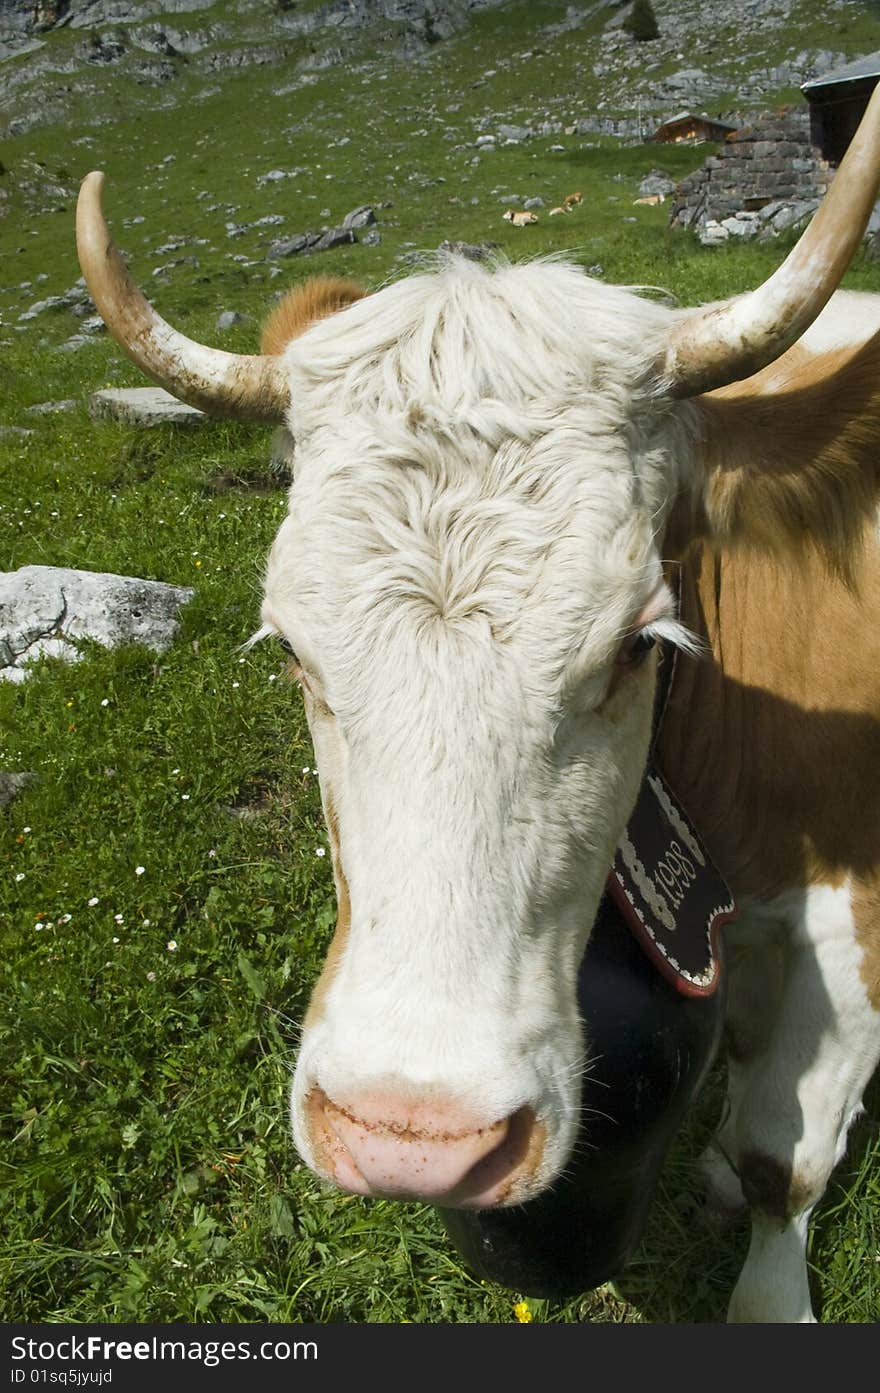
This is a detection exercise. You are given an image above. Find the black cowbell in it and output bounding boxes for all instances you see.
[438,892,726,1299]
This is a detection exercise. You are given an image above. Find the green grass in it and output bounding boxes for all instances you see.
[1,0,879,1326]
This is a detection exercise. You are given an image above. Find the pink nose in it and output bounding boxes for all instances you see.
[306,1088,540,1207]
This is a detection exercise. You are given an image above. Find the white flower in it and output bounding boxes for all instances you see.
[135,866,145,876]
[114,913,124,924]
[207,849,216,859]
[112,936,120,944]
[146,971,156,981]
[100,698,109,707]
[315,847,326,858]
[142,918,151,927]
[58,913,71,924]
[88,896,99,906]
[181,794,190,801]
[166,940,178,952]
[22,826,31,834]
[232,682,240,689]
[15,872,25,882]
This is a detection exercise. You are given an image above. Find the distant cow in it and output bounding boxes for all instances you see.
[75,84,880,1322]
[634,193,665,205]
[502,208,539,226]
[562,190,583,210]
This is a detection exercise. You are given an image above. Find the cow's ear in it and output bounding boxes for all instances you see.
[679,332,880,579]
[261,276,366,355]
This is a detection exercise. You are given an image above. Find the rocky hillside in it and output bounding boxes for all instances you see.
[0,0,874,141]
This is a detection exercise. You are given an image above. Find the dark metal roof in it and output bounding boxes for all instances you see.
[802,52,880,94]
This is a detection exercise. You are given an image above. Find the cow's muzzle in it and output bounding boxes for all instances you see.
[305,1087,544,1207]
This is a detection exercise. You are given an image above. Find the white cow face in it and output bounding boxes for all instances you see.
[260,261,695,1207]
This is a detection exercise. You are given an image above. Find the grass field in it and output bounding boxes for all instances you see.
[2,0,879,1325]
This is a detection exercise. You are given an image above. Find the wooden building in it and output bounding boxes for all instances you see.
[802,53,880,164]
[652,111,736,145]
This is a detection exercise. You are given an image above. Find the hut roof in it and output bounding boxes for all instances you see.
[652,111,736,138]
[802,52,880,95]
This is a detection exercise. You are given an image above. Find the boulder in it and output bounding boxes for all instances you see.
[0,771,36,808]
[88,387,206,427]
[0,565,195,682]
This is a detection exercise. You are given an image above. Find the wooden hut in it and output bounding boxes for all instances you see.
[652,111,736,145]
[802,53,880,164]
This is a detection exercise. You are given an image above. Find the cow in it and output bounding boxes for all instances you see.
[74,83,880,1322]
[502,208,539,226]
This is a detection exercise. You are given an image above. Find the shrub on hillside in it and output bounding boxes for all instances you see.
[624,0,661,42]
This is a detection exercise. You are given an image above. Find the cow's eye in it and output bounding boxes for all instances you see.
[277,636,299,662]
[617,629,657,668]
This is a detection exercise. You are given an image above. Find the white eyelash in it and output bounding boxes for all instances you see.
[239,622,276,655]
[642,615,706,658]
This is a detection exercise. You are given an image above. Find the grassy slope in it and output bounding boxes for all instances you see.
[1,0,879,1324]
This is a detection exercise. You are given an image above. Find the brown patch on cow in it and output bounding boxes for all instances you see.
[657,537,880,904]
[303,783,352,1031]
[260,276,366,355]
[740,1152,820,1222]
[851,873,880,1012]
[691,331,880,581]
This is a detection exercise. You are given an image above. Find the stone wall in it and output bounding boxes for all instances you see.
[669,107,835,243]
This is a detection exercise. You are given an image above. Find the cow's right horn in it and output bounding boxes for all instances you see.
[76,171,290,424]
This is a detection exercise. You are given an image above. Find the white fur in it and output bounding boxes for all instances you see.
[264,259,698,1199]
[717,884,880,1322]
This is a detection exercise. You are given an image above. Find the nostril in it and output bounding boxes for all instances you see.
[306,1088,542,1207]
[456,1103,537,1206]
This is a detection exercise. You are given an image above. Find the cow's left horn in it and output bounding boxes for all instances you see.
[76,171,290,423]
[665,82,880,398]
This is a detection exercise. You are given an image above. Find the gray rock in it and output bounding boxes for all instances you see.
[314,225,356,252]
[342,205,376,230]
[497,123,532,142]
[361,229,382,246]
[639,171,677,198]
[698,220,729,245]
[268,225,356,258]
[770,199,818,232]
[438,240,500,262]
[88,387,206,427]
[0,565,195,681]
[18,295,66,321]
[26,399,78,415]
[0,771,36,808]
[217,310,250,330]
[720,215,759,238]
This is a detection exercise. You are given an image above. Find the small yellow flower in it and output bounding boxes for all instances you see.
[513,1300,532,1324]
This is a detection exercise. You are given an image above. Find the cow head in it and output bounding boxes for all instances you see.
[76,85,880,1208]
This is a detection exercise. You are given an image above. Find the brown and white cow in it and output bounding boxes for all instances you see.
[75,86,880,1321]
